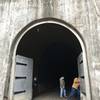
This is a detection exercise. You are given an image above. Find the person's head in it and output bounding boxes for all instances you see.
[74,78,78,82]
[34,77,37,81]
[60,76,64,80]
[73,77,80,86]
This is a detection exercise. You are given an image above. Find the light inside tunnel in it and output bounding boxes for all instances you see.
[16,23,82,97]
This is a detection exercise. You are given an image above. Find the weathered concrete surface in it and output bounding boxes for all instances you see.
[0,0,100,100]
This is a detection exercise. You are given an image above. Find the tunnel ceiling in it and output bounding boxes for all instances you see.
[17,23,82,58]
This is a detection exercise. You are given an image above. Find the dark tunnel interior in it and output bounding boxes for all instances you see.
[16,23,82,95]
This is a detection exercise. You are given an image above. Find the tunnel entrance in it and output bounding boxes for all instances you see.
[9,18,91,100]
[16,23,82,99]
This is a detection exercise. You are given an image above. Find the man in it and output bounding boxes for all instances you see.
[59,76,66,98]
[67,77,80,100]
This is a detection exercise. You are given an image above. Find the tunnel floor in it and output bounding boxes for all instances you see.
[33,89,78,100]
[33,89,67,100]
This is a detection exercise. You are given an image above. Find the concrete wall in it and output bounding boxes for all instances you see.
[0,0,100,100]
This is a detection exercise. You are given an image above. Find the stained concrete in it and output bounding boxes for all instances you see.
[0,0,100,100]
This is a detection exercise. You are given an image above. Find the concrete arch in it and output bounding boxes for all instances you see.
[8,18,91,100]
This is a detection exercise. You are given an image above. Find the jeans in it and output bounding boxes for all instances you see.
[60,88,66,97]
[68,88,80,100]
